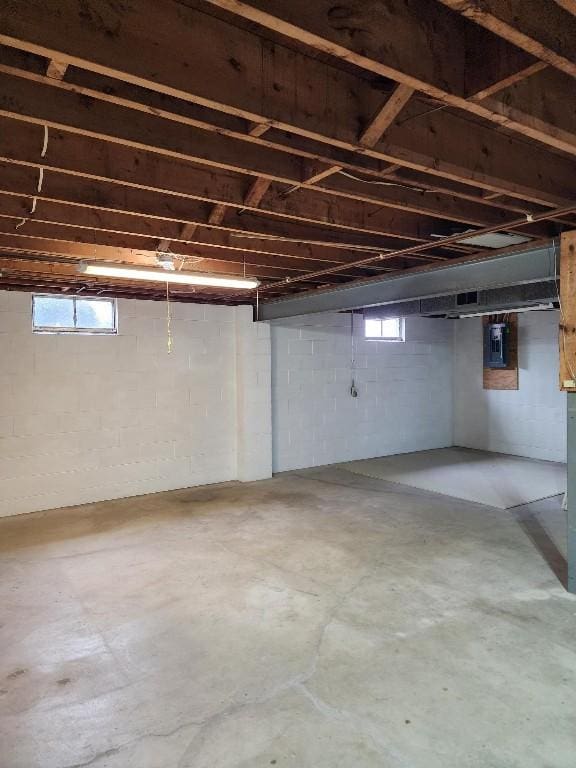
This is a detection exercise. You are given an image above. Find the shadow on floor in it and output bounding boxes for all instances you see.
[511,494,567,588]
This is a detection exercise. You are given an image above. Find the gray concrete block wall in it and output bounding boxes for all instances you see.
[453,311,566,462]
[270,313,453,471]
[0,291,271,516]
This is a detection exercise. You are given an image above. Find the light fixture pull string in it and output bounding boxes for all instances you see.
[166,281,172,354]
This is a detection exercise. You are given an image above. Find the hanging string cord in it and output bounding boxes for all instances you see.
[166,281,172,353]
[350,312,358,397]
[351,312,355,372]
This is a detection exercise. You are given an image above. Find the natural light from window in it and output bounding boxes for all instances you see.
[364,316,404,341]
[32,294,117,334]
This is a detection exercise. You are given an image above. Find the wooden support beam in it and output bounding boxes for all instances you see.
[248,122,271,137]
[438,0,576,78]
[45,58,68,80]
[207,203,227,226]
[202,0,576,155]
[1,77,544,233]
[293,84,415,193]
[563,228,576,593]
[243,177,272,208]
[468,62,548,102]
[257,202,576,292]
[180,223,198,241]
[474,66,576,160]
[0,135,551,263]
[0,184,453,268]
[359,85,415,147]
[0,59,536,217]
[1,0,575,177]
[304,166,342,185]
[0,61,572,211]
[554,0,576,14]
[0,119,491,246]
[0,165,431,264]
[383,104,574,208]
[0,230,359,281]
[559,231,576,392]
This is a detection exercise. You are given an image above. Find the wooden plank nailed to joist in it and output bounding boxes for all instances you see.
[560,231,576,391]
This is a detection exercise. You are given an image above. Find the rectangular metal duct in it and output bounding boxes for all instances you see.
[260,244,557,321]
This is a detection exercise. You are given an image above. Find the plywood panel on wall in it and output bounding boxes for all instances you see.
[483,314,518,390]
[560,231,576,392]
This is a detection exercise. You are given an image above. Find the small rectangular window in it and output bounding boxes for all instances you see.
[364,316,404,342]
[32,294,117,334]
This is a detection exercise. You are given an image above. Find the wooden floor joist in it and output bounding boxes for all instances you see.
[0,0,573,300]
[202,0,576,155]
[438,0,576,78]
[1,63,570,214]
[0,3,575,188]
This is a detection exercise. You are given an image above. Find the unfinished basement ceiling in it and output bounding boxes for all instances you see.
[0,0,575,304]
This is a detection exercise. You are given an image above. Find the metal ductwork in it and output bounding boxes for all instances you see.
[260,243,558,321]
[363,280,559,320]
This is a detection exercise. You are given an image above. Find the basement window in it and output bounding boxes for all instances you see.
[365,316,404,342]
[32,294,117,334]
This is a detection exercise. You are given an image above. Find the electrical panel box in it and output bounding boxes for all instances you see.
[483,322,509,368]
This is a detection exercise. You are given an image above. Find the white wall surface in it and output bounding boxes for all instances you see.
[2,287,564,517]
[0,291,271,517]
[235,305,272,481]
[271,313,453,472]
[453,310,566,463]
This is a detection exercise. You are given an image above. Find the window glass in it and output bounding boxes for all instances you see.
[32,296,74,328]
[32,295,117,334]
[381,317,401,338]
[365,318,382,338]
[364,316,404,341]
[76,298,115,330]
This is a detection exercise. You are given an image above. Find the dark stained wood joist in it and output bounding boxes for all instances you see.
[286,83,415,192]
[554,0,576,15]
[2,162,449,265]
[0,1,572,302]
[0,102,540,236]
[1,116,523,251]
[467,61,548,102]
[1,65,569,217]
[438,0,576,78]
[202,0,576,155]
[0,232,391,285]
[0,0,574,178]
[255,200,576,292]
[0,194,426,274]
[0,163,446,252]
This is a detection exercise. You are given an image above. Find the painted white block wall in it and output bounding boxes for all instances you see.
[235,305,272,481]
[271,313,453,471]
[0,291,271,517]
[453,310,566,463]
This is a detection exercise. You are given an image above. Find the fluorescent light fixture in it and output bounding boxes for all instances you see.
[457,303,554,318]
[78,263,259,289]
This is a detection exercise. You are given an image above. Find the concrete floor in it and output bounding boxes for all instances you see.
[1,467,575,768]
